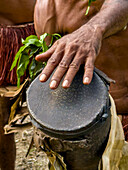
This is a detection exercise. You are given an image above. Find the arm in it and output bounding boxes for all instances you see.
[36,0,128,89]
[88,0,128,38]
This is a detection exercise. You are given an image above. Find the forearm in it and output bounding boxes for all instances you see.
[87,0,128,38]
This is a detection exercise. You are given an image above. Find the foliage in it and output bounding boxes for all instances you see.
[85,0,96,15]
[10,33,61,87]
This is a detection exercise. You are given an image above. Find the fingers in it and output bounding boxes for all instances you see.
[49,45,78,89]
[35,45,56,62]
[38,39,96,89]
[49,47,95,89]
[83,52,95,85]
[62,50,85,88]
[39,46,65,82]
[62,62,80,88]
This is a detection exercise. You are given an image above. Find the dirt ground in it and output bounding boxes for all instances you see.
[15,124,49,170]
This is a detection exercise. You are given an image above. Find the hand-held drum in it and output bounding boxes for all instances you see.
[27,67,111,170]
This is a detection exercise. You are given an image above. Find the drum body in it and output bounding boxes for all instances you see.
[27,67,111,170]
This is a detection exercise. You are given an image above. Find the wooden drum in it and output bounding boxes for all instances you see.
[27,67,111,170]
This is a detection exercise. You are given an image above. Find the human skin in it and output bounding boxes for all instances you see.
[34,0,128,113]
[0,0,36,25]
[34,0,128,88]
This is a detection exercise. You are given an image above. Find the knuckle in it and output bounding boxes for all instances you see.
[47,57,57,65]
[85,63,94,70]
[68,43,79,52]
[59,60,69,69]
[54,39,59,46]
[59,42,66,49]
[69,62,79,70]
[79,47,86,54]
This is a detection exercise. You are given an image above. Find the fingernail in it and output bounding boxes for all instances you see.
[50,80,57,88]
[39,74,47,81]
[62,80,69,87]
[35,55,39,60]
[84,77,89,84]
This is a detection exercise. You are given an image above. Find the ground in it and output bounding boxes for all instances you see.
[15,125,49,170]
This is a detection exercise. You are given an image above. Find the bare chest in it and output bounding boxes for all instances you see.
[34,0,104,35]
[55,0,104,33]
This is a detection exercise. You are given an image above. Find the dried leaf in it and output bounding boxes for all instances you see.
[26,137,34,157]
[4,122,32,134]
[41,141,67,170]
[8,95,22,123]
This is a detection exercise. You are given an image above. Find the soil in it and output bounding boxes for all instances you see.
[15,120,49,170]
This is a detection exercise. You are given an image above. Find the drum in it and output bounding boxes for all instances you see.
[27,67,111,170]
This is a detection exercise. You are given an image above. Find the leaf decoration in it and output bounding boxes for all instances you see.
[39,33,48,45]
[22,35,41,47]
[85,0,96,15]
[10,45,29,71]
[10,33,61,87]
[29,58,44,80]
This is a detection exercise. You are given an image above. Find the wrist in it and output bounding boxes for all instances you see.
[86,14,108,38]
[84,22,105,39]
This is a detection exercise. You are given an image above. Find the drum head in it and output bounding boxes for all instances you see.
[27,67,109,139]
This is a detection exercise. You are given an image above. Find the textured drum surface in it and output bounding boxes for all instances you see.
[27,67,108,138]
[27,67,111,170]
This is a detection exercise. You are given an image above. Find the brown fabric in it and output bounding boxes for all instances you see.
[0,23,35,86]
[122,115,128,142]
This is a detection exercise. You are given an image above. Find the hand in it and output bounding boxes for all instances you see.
[36,25,103,89]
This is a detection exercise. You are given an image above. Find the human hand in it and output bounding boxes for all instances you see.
[36,25,103,89]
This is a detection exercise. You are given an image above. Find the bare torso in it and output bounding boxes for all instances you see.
[0,0,36,25]
[34,0,104,35]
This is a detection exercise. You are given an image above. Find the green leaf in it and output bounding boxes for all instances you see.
[50,36,54,47]
[10,45,28,70]
[39,33,48,44]
[21,38,25,44]
[17,53,29,87]
[53,33,62,39]
[10,32,61,87]
[42,41,48,52]
[29,45,40,58]
[22,35,42,47]
[29,58,44,80]
[24,39,42,47]
[22,35,38,44]
[10,36,41,71]
[85,0,96,15]
[33,61,44,77]
[39,33,49,52]
[85,6,90,15]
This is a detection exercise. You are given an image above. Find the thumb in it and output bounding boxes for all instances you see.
[35,46,56,62]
